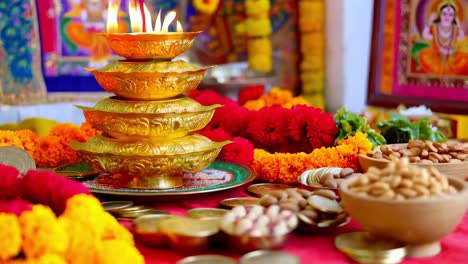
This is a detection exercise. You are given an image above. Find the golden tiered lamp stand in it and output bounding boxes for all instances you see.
[71,30,229,189]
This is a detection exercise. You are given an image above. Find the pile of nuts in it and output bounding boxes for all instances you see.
[220,205,298,237]
[258,188,348,228]
[299,167,355,189]
[349,158,458,200]
[371,140,468,163]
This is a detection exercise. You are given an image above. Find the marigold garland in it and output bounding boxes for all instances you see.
[252,131,373,184]
[0,122,100,168]
[0,164,144,263]
[243,87,310,110]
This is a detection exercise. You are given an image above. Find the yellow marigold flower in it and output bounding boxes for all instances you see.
[58,217,99,264]
[193,0,220,15]
[100,212,134,245]
[61,194,107,237]
[96,240,144,264]
[0,213,22,260]
[248,55,272,73]
[245,0,270,16]
[245,18,271,37]
[19,205,68,258]
[26,254,67,264]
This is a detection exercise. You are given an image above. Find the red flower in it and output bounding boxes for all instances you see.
[238,86,265,105]
[0,199,32,215]
[0,164,22,199]
[21,170,90,215]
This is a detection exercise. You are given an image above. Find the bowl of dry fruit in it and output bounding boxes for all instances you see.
[340,158,468,258]
[358,140,468,180]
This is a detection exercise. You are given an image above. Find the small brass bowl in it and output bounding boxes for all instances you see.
[222,231,290,252]
[76,96,220,139]
[131,214,174,247]
[159,216,219,253]
[70,134,231,189]
[86,60,213,100]
[100,32,201,60]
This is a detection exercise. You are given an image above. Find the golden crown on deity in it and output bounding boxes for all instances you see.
[437,0,458,12]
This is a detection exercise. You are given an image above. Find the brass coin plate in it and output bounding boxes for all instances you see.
[335,232,407,263]
[187,208,229,219]
[247,183,291,197]
[177,255,237,264]
[240,250,300,264]
[220,197,259,208]
[101,201,134,212]
[0,146,36,173]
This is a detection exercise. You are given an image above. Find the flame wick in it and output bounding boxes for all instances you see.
[176,20,183,32]
[154,9,162,32]
[106,0,120,33]
[142,3,153,32]
[161,11,176,32]
[129,0,143,32]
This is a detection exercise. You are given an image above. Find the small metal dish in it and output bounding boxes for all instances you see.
[187,208,229,226]
[220,197,259,209]
[335,232,407,264]
[247,183,292,197]
[131,214,174,247]
[176,255,237,264]
[159,216,219,253]
[101,201,134,212]
[239,250,300,264]
[222,230,291,252]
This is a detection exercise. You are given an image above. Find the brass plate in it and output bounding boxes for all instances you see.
[82,161,255,197]
[0,146,36,173]
[187,208,229,220]
[247,183,291,197]
[239,250,300,264]
[177,255,237,264]
[220,197,259,208]
[101,201,133,212]
[54,162,99,180]
[335,232,407,264]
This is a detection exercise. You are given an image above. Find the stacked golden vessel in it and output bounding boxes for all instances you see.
[71,31,229,189]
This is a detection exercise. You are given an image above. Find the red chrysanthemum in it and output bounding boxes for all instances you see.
[0,199,32,215]
[0,164,22,199]
[238,85,265,105]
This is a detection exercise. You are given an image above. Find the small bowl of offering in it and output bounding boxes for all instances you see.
[257,188,350,233]
[358,140,468,180]
[220,205,298,252]
[298,167,355,197]
[131,214,174,247]
[340,158,468,258]
[159,216,219,253]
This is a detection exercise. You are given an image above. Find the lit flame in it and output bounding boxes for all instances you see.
[107,0,183,33]
[106,0,120,33]
[128,0,143,32]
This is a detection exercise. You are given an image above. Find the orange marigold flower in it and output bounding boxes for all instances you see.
[252,132,373,184]
[0,213,22,260]
[19,205,68,258]
[96,240,144,264]
[48,123,87,144]
[79,122,101,139]
[243,87,310,110]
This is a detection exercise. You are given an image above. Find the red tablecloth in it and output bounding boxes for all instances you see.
[123,185,468,264]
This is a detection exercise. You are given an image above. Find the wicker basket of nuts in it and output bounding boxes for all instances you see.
[359,140,468,180]
[257,188,349,232]
[339,158,468,258]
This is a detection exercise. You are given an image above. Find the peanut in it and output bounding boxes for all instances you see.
[348,158,459,200]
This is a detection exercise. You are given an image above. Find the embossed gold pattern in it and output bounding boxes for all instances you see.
[72,135,229,189]
[70,134,230,155]
[100,32,201,60]
[76,96,220,138]
[88,65,211,100]
[97,60,200,73]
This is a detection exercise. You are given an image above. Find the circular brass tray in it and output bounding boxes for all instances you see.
[81,161,255,197]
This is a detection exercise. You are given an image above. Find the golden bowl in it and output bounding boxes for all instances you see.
[86,60,212,100]
[70,134,231,189]
[100,32,201,60]
[76,96,220,139]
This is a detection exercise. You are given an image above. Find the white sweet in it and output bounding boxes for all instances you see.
[232,205,247,218]
[266,205,280,219]
[272,221,288,236]
[246,205,264,220]
[235,218,253,235]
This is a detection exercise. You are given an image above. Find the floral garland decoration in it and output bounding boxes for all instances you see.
[298,0,326,109]
[0,122,100,168]
[0,164,144,263]
[192,0,220,15]
[243,87,310,110]
[245,0,272,72]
